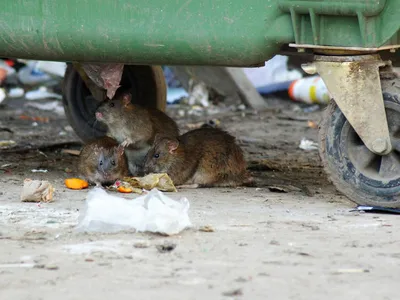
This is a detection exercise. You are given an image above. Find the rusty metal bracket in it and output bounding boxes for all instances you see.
[303,54,392,155]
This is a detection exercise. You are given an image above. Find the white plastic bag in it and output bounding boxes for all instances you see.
[76,188,191,235]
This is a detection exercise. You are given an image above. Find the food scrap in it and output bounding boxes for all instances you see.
[65,178,89,190]
[21,179,55,202]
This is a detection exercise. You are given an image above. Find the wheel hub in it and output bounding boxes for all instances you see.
[345,101,400,182]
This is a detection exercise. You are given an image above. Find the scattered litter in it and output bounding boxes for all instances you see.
[81,63,124,99]
[333,269,370,274]
[156,241,177,253]
[45,264,59,270]
[65,178,89,190]
[17,61,52,85]
[113,173,177,194]
[199,225,214,232]
[0,88,6,104]
[0,163,12,169]
[188,80,209,107]
[25,100,64,115]
[76,188,191,235]
[36,61,67,77]
[8,87,24,98]
[289,76,331,104]
[20,179,55,202]
[25,87,62,101]
[222,288,243,297]
[133,241,150,248]
[31,169,48,173]
[167,87,188,104]
[244,55,302,93]
[307,120,318,129]
[0,140,16,149]
[350,206,400,215]
[19,115,49,123]
[299,138,319,151]
[268,186,288,193]
[303,104,321,113]
[61,149,81,156]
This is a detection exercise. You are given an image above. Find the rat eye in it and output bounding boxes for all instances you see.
[111,160,116,166]
[154,154,160,158]
[109,102,115,107]
[99,160,103,166]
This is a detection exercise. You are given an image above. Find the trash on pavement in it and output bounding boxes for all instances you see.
[20,179,55,202]
[25,87,62,101]
[76,188,191,235]
[31,169,48,173]
[0,140,16,149]
[350,205,400,215]
[299,138,319,151]
[187,79,209,107]
[0,88,6,104]
[65,178,89,190]
[81,63,124,99]
[289,75,331,104]
[8,87,25,98]
[243,55,303,95]
[25,100,65,115]
[307,120,318,129]
[119,173,177,193]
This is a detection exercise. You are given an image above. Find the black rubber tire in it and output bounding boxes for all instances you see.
[62,64,166,142]
[319,76,400,208]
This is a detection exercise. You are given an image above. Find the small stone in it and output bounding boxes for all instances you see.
[223,288,243,297]
[45,264,59,270]
[133,242,150,249]
[156,242,177,253]
[124,255,133,259]
[85,258,94,262]
[199,225,214,232]
[269,240,280,245]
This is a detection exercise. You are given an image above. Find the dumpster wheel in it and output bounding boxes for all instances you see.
[319,84,400,208]
[62,64,166,142]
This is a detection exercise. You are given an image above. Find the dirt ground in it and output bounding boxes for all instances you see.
[0,95,399,300]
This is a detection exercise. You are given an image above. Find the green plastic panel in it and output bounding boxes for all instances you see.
[0,1,293,66]
[0,0,398,66]
[279,0,400,48]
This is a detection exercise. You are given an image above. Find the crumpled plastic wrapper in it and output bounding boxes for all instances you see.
[76,188,191,235]
[81,63,124,99]
[20,179,55,202]
[112,173,177,194]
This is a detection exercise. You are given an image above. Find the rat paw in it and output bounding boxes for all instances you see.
[121,139,133,148]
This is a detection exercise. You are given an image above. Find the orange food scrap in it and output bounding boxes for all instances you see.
[117,186,133,193]
[65,178,88,190]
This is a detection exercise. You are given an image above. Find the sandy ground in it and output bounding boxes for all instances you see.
[0,95,399,300]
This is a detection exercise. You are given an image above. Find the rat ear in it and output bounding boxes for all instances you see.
[167,139,179,154]
[122,93,132,106]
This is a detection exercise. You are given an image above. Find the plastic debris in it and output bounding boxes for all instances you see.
[20,179,55,202]
[118,173,177,193]
[307,120,318,129]
[188,79,209,107]
[76,188,191,235]
[36,61,67,77]
[243,55,303,95]
[0,140,16,149]
[25,100,64,115]
[289,76,331,104]
[18,61,52,85]
[31,169,48,173]
[299,138,319,151]
[0,88,6,104]
[25,87,62,101]
[8,87,25,98]
[81,63,124,99]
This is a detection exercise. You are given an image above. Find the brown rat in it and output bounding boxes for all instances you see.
[79,137,129,186]
[143,127,251,187]
[95,90,179,176]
